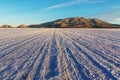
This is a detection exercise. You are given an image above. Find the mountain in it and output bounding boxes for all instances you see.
[28,17,120,28]
[17,24,28,28]
[0,25,12,28]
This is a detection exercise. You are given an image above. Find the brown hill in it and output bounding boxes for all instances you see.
[17,24,28,28]
[0,25,12,28]
[28,17,120,28]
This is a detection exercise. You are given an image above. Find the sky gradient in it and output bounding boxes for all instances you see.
[0,0,120,26]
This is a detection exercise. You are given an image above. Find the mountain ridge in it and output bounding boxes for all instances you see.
[0,17,120,28]
[28,17,120,28]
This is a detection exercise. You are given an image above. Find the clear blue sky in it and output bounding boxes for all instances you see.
[0,0,120,26]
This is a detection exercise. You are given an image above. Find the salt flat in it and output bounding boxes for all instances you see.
[0,28,120,80]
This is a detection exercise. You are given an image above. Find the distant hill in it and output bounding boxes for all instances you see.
[0,25,12,28]
[17,24,28,28]
[28,17,120,28]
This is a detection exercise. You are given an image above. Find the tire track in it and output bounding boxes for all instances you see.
[62,30,120,67]
[59,30,118,79]
[33,34,53,80]
[58,31,90,80]
[45,31,59,79]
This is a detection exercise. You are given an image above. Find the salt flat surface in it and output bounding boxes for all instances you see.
[0,28,120,80]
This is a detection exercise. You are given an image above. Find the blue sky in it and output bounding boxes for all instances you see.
[0,0,120,26]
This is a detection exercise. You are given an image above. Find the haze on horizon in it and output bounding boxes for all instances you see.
[0,0,120,26]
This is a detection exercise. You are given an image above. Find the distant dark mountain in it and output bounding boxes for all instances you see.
[28,17,120,28]
[0,25,12,28]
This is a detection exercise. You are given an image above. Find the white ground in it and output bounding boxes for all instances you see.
[0,28,120,80]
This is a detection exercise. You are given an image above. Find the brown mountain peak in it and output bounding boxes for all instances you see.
[17,24,28,28]
[0,25,12,28]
